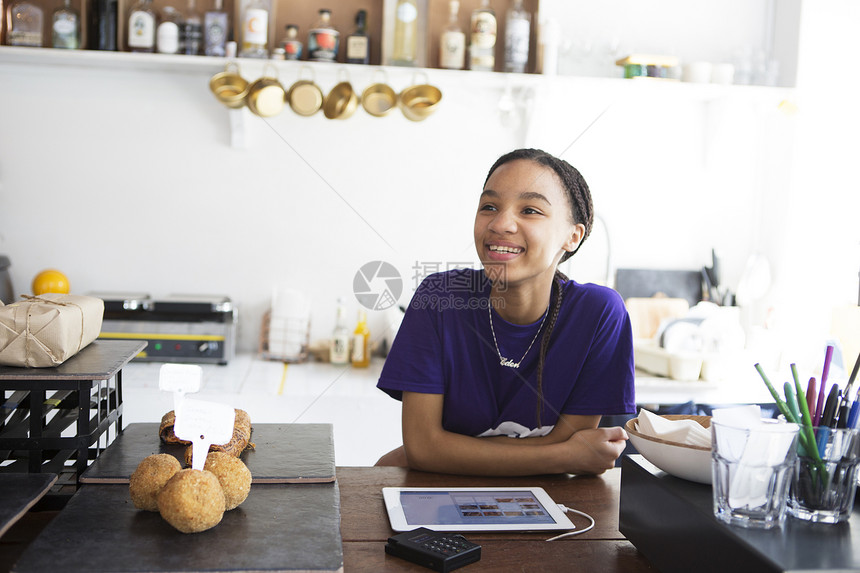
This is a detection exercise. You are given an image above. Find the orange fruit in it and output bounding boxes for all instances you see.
[32,269,70,295]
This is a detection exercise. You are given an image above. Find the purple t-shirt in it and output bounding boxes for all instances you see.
[377,269,636,438]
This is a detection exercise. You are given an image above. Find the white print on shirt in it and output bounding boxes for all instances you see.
[477,421,553,438]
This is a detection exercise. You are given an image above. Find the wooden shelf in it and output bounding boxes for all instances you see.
[2,0,541,72]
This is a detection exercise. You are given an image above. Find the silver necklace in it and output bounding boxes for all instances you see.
[488,304,548,368]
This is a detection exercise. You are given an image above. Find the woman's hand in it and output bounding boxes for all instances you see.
[560,427,629,475]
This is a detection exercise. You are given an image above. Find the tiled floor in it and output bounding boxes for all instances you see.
[120,355,403,467]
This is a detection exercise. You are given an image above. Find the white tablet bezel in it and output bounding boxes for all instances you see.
[382,486,575,532]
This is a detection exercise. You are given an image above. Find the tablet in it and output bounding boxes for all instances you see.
[382,487,575,532]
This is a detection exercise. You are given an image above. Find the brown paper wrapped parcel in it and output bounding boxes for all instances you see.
[0,294,104,367]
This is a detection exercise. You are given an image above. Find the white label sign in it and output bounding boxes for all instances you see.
[174,398,235,471]
[158,364,202,411]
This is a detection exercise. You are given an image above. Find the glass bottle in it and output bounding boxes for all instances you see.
[156,5,181,54]
[52,0,80,49]
[330,298,350,366]
[307,8,338,62]
[180,0,202,54]
[239,0,269,58]
[88,0,118,50]
[439,0,464,70]
[7,0,44,47]
[280,24,302,60]
[346,9,369,65]
[392,0,417,66]
[203,0,228,56]
[504,0,529,73]
[127,0,156,52]
[469,0,495,72]
[351,309,370,368]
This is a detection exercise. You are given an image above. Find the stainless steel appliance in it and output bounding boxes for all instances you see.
[94,293,236,364]
[0,256,13,304]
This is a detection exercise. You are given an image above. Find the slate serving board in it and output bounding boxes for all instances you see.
[12,483,343,573]
[80,423,335,484]
[0,473,57,538]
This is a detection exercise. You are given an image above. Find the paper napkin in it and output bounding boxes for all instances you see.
[637,408,712,447]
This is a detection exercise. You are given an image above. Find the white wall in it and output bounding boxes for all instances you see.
[0,1,856,370]
[540,0,793,86]
[764,0,860,369]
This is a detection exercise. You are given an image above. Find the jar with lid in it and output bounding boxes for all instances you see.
[156,5,182,54]
[308,9,339,62]
[280,24,302,60]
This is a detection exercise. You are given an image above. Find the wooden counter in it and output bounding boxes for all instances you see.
[336,466,655,572]
[7,466,653,572]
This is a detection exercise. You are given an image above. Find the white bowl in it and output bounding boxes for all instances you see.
[625,415,713,484]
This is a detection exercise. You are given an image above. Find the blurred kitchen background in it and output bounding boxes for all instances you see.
[1,0,858,464]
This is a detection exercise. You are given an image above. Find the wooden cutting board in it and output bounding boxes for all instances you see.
[80,423,335,484]
[625,297,690,340]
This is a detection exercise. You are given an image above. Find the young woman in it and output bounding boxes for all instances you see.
[376,148,635,476]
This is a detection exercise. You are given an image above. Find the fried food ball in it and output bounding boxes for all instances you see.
[203,451,252,510]
[129,454,182,511]
[203,452,251,511]
[157,469,226,533]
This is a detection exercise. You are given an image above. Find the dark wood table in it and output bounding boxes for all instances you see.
[336,466,655,572]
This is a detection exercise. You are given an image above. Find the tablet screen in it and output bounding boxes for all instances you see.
[383,487,574,531]
[402,490,554,525]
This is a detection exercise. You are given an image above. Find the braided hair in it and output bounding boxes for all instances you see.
[483,149,594,426]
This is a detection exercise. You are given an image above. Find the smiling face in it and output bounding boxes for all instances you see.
[474,159,585,291]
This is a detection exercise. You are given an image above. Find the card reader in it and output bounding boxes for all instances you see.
[385,527,481,572]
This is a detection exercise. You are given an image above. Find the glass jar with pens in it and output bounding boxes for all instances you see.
[755,347,860,524]
[788,425,860,523]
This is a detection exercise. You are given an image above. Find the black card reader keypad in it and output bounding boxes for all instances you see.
[385,527,481,572]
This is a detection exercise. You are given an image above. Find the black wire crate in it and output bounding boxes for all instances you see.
[0,340,144,498]
[0,381,122,487]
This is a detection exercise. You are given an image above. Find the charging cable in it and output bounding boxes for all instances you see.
[545,504,596,541]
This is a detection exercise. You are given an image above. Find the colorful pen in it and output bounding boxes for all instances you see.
[847,352,860,429]
[848,401,860,430]
[806,376,817,421]
[784,381,802,424]
[836,353,860,429]
[814,346,835,425]
[814,385,825,426]
[849,351,860,393]
[784,381,809,456]
[791,364,823,463]
[755,363,794,421]
[837,401,851,428]
[817,384,840,456]
[821,384,840,428]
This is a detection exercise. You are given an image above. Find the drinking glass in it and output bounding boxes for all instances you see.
[788,427,860,524]
[711,421,799,529]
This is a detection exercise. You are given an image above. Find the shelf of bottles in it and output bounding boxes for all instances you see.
[0,0,540,73]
